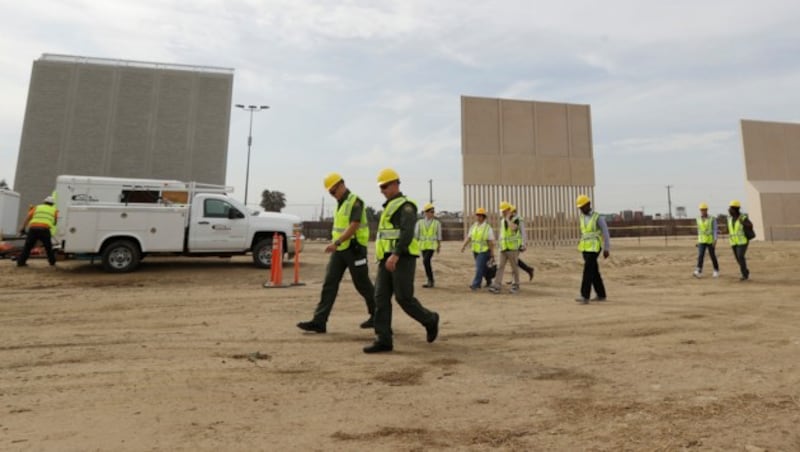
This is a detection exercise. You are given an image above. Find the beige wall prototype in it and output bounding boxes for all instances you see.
[740,119,800,241]
[462,96,595,246]
[13,54,234,219]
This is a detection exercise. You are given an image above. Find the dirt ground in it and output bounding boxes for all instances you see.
[1,238,799,451]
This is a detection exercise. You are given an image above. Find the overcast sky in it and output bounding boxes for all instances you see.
[1,0,799,219]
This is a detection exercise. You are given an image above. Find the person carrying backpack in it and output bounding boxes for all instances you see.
[727,200,754,281]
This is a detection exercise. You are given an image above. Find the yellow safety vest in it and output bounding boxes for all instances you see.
[332,192,369,251]
[578,212,602,252]
[728,214,748,246]
[29,204,57,229]
[470,222,490,253]
[500,215,523,251]
[696,217,714,244]
[417,219,440,251]
[376,196,420,260]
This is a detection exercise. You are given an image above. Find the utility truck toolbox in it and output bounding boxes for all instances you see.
[54,175,303,272]
[0,188,21,239]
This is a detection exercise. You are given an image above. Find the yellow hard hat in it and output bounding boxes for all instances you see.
[699,202,709,210]
[729,200,741,208]
[499,201,511,211]
[422,202,434,212]
[510,204,517,212]
[576,194,591,208]
[376,168,400,186]
[475,207,487,216]
[323,172,343,191]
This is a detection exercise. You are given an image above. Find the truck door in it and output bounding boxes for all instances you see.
[188,197,248,251]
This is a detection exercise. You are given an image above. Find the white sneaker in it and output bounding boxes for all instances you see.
[712,271,719,278]
[692,269,701,278]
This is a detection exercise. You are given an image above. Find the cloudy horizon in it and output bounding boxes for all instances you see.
[2,0,799,219]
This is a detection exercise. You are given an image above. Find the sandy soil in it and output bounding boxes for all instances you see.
[1,238,799,451]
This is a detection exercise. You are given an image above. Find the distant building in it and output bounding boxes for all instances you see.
[621,210,634,222]
[14,54,234,218]
[675,206,687,218]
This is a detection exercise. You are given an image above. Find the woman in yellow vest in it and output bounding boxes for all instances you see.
[17,196,58,267]
[461,207,496,291]
[727,200,753,281]
[693,202,719,278]
[415,203,441,288]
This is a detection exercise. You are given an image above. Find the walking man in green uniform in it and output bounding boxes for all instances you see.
[297,173,375,333]
[364,168,440,353]
[415,202,441,288]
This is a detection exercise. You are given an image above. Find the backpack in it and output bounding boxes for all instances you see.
[744,223,756,240]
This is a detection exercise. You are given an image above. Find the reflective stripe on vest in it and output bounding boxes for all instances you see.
[418,219,440,251]
[30,204,56,229]
[470,223,490,253]
[376,196,420,260]
[578,212,601,252]
[728,214,748,246]
[331,192,369,251]
[500,216,523,251]
[697,217,714,244]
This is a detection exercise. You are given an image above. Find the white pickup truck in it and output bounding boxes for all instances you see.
[54,175,303,272]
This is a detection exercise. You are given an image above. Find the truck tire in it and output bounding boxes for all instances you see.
[252,238,273,268]
[101,239,141,273]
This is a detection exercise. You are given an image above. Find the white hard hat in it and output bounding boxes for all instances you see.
[44,196,55,204]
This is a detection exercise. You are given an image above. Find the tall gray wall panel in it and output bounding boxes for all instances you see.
[14,55,233,219]
[63,66,115,175]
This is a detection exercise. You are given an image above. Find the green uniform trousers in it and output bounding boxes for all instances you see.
[312,247,375,324]
[373,256,437,345]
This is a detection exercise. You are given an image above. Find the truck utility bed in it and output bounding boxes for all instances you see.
[65,204,188,253]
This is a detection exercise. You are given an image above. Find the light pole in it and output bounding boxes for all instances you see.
[665,184,673,220]
[234,103,269,206]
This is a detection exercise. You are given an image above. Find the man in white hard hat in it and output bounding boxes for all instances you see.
[693,202,719,278]
[415,202,441,288]
[574,195,610,304]
[16,196,58,267]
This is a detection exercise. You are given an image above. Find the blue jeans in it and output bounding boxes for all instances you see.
[471,251,490,289]
[696,243,718,272]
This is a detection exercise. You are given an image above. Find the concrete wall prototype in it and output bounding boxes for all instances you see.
[461,96,595,246]
[13,54,233,219]
[741,119,800,241]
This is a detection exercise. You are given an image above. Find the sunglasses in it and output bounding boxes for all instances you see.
[328,182,340,195]
[379,182,392,190]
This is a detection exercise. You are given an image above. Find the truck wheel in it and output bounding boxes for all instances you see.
[252,238,273,268]
[102,239,140,273]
